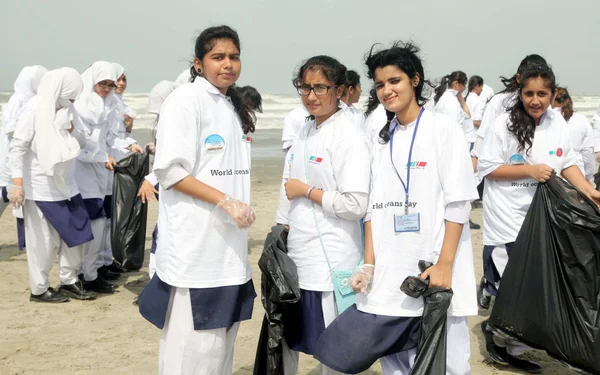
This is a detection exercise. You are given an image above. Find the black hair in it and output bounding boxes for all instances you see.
[345,70,361,88]
[554,87,574,121]
[189,25,255,134]
[293,55,347,120]
[235,85,263,113]
[499,54,547,94]
[364,87,380,117]
[364,41,434,143]
[465,75,484,100]
[433,71,467,104]
[507,63,557,153]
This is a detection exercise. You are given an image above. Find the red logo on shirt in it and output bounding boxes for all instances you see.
[406,161,428,169]
[309,156,323,164]
[556,148,563,157]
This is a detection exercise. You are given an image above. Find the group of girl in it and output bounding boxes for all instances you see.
[0,61,142,303]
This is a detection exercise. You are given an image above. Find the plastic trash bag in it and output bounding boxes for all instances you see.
[111,152,149,271]
[489,174,600,374]
[254,225,301,375]
[400,261,453,375]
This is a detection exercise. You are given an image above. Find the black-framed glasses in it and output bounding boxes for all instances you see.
[97,81,117,89]
[296,84,336,96]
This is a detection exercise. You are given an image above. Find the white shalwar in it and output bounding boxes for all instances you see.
[283,109,370,374]
[152,77,252,373]
[275,106,310,224]
[74,61,120,282]
[359,109,478,374]
[8,67,85,295]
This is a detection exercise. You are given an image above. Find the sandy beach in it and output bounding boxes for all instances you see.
[0,130,581,375]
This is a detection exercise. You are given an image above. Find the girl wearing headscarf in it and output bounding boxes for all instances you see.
[1,66,47,245]
[94,63,142,280]
[8,67,97,303]
[73,61,133,294]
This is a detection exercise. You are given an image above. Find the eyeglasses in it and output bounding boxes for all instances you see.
[296,84,336,96]
[97,81,117,89]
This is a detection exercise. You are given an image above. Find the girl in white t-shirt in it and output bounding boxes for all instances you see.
[339,70,364,129]
[464,75,484,147]
[551,87,595,181]
[433,71,471,126]
[478,64,600,372]
[281,55,370,375]
[315,41,479,375]
[137,25,257,375]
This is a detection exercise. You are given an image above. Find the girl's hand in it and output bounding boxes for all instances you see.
[105,156,117,171]
[285,179,310,200]
[137,180,158,204]
[351,264,374,294]
[420,261,453,289]
[528,163,553,183]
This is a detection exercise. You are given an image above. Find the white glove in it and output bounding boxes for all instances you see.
[213,195,256,229]
[7,184,24,209]
[351,264,374,294]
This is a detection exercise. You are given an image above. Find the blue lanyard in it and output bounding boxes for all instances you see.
[389,107,424,214]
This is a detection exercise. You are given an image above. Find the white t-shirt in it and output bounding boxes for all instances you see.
[357,109,479,317]
[472,92,517,158]
[560,111,595,180]
[463,93,481,143]
[364,104,387,147]
[153,78,252,289]
[433,89,468,126]
[0,124,9,187]
[281,106,309,151]
[339,101,365,130]
[286,110,370,292]
[593,104,600,152]
[478,109,578,246]
[9,100,79,201]
[481,84,495,102]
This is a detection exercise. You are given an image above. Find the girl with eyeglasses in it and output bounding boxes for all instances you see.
[314,42,478,375]
[137,25,257,374]
[73,61,124,294]
[281,55,370,374]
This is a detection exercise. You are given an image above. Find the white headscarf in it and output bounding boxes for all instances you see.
[74,61,119,126]
[113,63,126,98]
[30,68,83,176]
[148,80,179,115]
[175,69,191,85]
[2,65,48,134]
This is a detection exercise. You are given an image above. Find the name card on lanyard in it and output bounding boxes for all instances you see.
[390,107,424,233]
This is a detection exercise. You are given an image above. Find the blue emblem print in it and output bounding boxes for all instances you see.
[204,134,225,151]
[509,154,526,165]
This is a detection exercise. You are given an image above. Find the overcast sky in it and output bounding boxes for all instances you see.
[1,0,599,94]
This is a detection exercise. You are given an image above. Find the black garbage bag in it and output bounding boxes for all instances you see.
[254,225,301,375]
[489,174,600,374]
[400,260,453,375]
[111,152,150,271]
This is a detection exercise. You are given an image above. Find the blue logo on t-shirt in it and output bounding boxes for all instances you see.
[204,134,225,151]
[509,154,526,165]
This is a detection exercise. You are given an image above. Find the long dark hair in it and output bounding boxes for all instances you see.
[235,85,263,113]
[364,41,434,144]
[499,54,547,94]
[364,87,380,117]
[554,87,574,122]
[189,25,256,134]
[465,75,484,100]
[433,71,467,104]
[293,55,347,120]
[507,64,557,153]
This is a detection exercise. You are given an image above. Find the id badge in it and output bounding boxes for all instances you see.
[394,213,420,233]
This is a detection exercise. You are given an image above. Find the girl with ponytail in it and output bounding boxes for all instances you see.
[138,25,257,374]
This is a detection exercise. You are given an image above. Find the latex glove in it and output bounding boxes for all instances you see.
[214,195,256,229]
[351,264,374,294]
[8,184,25,209]
[137,179,158,204]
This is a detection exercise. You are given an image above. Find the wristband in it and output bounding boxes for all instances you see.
[306,186,315,199]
